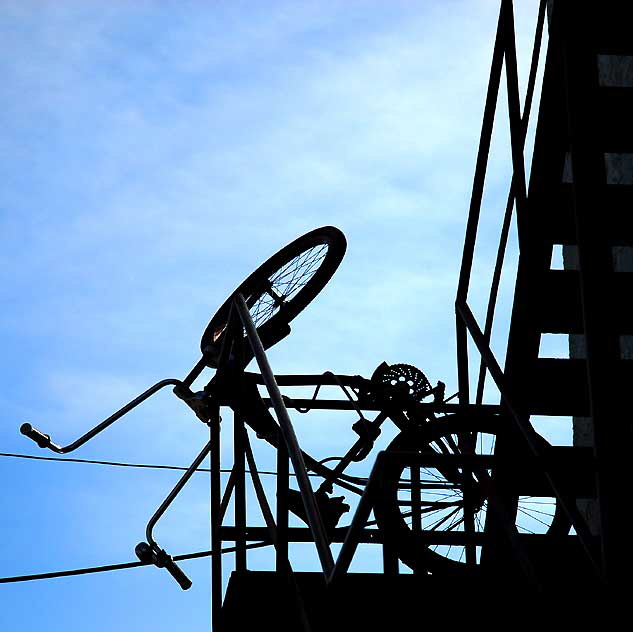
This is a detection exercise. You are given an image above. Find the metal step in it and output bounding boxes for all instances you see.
[528,358,589,416]
[591,10,633,55]
[528,269,633,334]
[528,184,633,246]
[598,87,633,152]
[527,358,633,416]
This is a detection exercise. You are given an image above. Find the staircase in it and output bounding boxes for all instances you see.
[501,1,633,581]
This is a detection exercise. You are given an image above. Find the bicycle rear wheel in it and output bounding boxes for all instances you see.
[374,414,569,575]
[201,226,346,366]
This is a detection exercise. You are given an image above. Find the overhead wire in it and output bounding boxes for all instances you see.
[0,541,270,584]
[0,452,319,477]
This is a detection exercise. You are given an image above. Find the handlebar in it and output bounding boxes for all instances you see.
[20,423,52,449]
[135,541,192,590]
[161,554,192,591]
[19,379,183,454]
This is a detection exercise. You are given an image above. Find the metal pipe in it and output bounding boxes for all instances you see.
[246,372,369,388]
[474,0,546,406]
[503,0,530,252]
[210,411,222,632]
[233,413,247,572]
[454,0,507,406]
[20,379,182,454]
[329,455,382,583]
[243,433,278,545]
[234,293,335,577]
[182,356,208,388]
[456,0,505,304]
[316,411,388,494]
[276,434,289,571]
[259,398,503,414]
[145,439,213,547]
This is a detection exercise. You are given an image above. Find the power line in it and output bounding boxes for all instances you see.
[0,542,270,584]
[0,451,327,477]
[0,451,289,477]
[1,451,212,472]
[1,451,364,490]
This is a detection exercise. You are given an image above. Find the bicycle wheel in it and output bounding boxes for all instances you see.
[201,226,346,366]
[374,414,569,575]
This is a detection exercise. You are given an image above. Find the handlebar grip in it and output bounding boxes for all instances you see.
[20,423,52,449]
[135,541,153,563]
[163,556,192,591]
[137,542,192,590]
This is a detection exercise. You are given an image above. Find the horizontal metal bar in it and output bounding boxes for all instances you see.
[219,525,584,546]
[221,526,381,544]
[257,399,504,414]
[246,372,369,388]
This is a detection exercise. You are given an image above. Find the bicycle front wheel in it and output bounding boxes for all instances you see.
[201,226,346,366]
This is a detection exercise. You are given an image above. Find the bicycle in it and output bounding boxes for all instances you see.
[19,224,566,586]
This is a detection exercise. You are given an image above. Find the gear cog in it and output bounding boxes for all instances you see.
[370,362,432,403]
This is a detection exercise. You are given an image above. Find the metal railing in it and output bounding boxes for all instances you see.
[456,0,543,406]
[454,0,601,579]
[208,294,533,628]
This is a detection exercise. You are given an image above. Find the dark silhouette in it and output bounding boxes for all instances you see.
[20,0,629,626]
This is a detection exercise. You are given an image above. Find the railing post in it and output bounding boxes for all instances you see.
[456,319,470,405]
[210,408,222,632]
[379,459,398,576]
[455,1,506,406]
[502,0,530,252]
[233,411,247,573]
[330,454,383,583]
[276,430,289,572]
[409,463,422,574]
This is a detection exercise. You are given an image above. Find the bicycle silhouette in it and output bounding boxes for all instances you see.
[20,226,566,586]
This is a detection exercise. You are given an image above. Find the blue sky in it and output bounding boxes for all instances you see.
[0,2,559,630]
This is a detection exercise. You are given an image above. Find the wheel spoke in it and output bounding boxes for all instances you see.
[427,506,461,531]
[248,245,329,327]
[378,417,562,572]
[516,506,552,529]
[517,504,556,519]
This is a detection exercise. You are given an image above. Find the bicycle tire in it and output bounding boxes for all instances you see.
[373,414,569,575]
[201,226,346,366]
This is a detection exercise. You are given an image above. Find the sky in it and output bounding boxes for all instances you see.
[0,2,559,630]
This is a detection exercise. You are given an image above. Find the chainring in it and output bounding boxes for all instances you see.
[371,363,432,403]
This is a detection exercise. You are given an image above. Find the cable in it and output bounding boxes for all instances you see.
[0,452,318,478]
[0,451,215,472]
[0,541,271,584]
